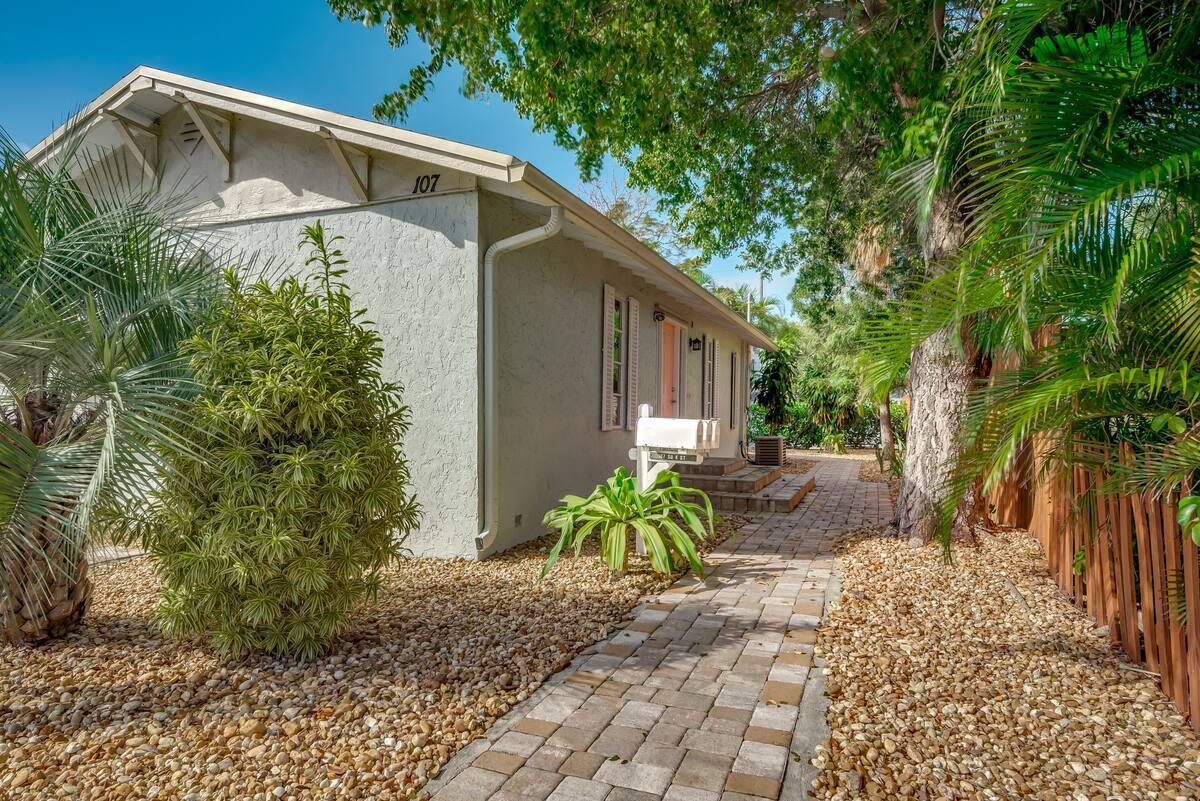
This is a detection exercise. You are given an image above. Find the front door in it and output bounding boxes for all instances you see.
[660,319,683,417]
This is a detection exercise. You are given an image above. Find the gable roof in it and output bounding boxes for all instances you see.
[27,66,774,349]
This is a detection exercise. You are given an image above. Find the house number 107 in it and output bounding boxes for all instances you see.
[412,174,441,194]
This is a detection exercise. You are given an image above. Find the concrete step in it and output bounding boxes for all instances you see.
[682,464,783,494]
[676,457,748,476]
[692,473,816,514]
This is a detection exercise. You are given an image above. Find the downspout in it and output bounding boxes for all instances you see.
[475,206,565,556]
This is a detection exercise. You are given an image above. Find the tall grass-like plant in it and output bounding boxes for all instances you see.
[0,131,222,644]
[541,467,713,579]
[146,223,420,660]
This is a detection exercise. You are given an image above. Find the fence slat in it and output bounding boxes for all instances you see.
[1097,478,1120,639]
[1148,497,1174,696]
[1081,468,1099,615]
[1183,524,1200,733]
[1112,489,1140,662]
[1080,470,1089,606]
[1129,484,1161,674]
[1162,495,1189,716]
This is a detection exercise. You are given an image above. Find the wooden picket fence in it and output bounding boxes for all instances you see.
[1003,445,1200,733]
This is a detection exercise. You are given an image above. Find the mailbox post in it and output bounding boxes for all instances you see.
[628,404,719,554]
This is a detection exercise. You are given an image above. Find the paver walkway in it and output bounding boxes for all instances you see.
[428,454,892,801]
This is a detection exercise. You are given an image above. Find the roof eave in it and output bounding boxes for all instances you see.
[510,164,776,351]
[27,66,519,180]
[26,67,776,351]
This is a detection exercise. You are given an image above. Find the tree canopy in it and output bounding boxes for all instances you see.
[331,0,1200,545]
[327,1,967,281]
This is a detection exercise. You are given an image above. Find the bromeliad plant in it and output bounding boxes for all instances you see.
[541,466,713,579]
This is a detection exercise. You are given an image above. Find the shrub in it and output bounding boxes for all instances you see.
[752,341,797,434]
[541,467,713,579]
[146,223,420,660]
[820,432,848,454]
[749,400,908,450]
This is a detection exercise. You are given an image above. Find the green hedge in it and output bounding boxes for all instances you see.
[748,401,907,450]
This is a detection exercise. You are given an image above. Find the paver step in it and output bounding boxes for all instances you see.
[691,473,816,513]
[680,464,783,494]
[675,457,748,476]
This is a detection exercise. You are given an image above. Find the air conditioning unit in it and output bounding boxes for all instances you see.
[755,436,785,466]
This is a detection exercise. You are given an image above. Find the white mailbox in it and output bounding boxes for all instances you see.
[627,404,719,555]
[634,417,720,462]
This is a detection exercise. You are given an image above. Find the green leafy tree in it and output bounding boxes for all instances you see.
[709,284,789,339]
[328,0,983,539]
[0,132,222,644]
[864,1,1200,544]
[584,176,712,286]
[749,299,905,450]
[146,223,420,660]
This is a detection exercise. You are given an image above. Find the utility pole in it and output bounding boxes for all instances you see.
[747,272,763,323]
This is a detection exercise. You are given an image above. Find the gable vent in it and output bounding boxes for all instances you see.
[179,120,202,151]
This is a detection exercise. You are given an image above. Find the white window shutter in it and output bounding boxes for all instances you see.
[601,284,616,431]
[713,340,720,420]
[729,351,737,429]
[626,297,639,429]
[701,337,715,418]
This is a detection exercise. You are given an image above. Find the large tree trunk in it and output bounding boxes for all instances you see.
[3,517,92,644]
[893,195,976,544]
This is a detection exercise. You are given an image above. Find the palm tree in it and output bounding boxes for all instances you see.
[710,283,786,338]
[0,131,223,643]
[864,1,1200,542]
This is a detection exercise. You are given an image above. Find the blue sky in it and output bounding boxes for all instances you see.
[1,0,792,304]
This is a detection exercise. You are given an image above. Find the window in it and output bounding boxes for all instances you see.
[601,286,639,430]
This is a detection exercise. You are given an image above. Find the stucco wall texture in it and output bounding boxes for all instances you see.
[94,103,757,559]
[484,193,751,554]
[110,105,486,557]
[211,195,482,557]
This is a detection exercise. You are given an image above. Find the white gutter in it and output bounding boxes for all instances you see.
[475,206,565,556]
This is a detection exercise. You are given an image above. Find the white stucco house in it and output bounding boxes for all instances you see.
[28,67,774,558]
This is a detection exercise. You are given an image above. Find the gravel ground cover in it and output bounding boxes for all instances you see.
[783,457,818,476]
[0,517,741,801]
[814,527,1200,800]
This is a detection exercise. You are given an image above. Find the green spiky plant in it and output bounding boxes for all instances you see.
[862,2,1200,547]
[0,129,223,644]
[541,467,713,580]
[146,222,420,660]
